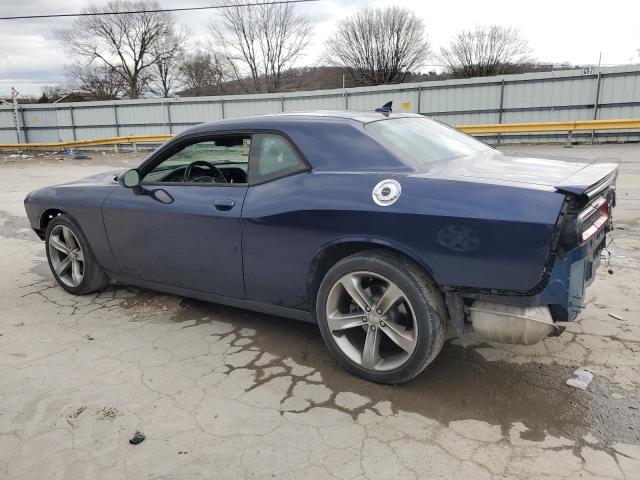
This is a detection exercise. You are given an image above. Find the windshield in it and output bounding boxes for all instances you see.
[366,117,493,165]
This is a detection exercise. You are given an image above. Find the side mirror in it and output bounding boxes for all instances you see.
[118,169,141,188]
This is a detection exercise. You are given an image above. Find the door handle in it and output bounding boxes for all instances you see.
[214,199,236,211]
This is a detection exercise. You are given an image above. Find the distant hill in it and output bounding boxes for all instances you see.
[178,66,450,97]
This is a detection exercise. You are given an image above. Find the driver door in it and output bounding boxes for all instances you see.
[102,134,249,298]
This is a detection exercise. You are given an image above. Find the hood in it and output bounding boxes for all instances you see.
[56,169,126,187]
[420,151,618,196]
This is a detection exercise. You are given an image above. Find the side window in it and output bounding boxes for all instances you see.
[250,134,307,184]
[142,135,250,185]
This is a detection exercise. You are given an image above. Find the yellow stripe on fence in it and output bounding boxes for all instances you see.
[1,119,639,150]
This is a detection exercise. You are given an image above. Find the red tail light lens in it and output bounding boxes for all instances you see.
[581,201,609,242]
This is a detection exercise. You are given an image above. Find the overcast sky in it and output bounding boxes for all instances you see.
[1,0,640,97]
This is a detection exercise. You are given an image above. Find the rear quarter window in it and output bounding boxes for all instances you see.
[249,133,307,184]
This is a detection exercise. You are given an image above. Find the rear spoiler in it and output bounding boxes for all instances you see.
[554,162,618,200]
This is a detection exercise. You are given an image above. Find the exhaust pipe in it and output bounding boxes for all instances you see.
[468,301,556,345]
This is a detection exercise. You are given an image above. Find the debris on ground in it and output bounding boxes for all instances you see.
[608,312,623,320]
[74,153,91,160]
[96,406,119,420]
[67,406,86,419]
[129,431,145,445]
[566,368,594,390]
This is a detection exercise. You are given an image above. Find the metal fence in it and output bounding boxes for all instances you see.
[2,64,640,145]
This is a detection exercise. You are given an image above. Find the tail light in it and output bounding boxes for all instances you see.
[578,197,610,243]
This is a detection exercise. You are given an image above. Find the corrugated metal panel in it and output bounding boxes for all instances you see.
[225,98,282,117]
[348,89,419,112]
[22,108,58,131]
[600,73,640,103]
[118,124,170,136]
[0,130,17,143]
[169,101,222,124]
[503,107,594,123]
[284,94,344,112]
[26,128,74,143]
[76,127,118,140]
[117,103,165,126]
[72,106,116,127]
[1,64,639,145]
[423,84,501,113]
[0,109,15,126]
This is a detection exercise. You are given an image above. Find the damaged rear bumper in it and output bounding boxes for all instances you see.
[539,226,607,321]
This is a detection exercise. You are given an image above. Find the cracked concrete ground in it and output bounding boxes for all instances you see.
[0,144,639,479]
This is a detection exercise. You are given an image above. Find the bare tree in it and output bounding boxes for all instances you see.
[59,0,183,98]
[210,0,313,93]
[323,6,430,86]
[440,25,531,78]
[67,64,126,100]
[148,30,187,97]
[38,85,70,103]
[179,50,232,96]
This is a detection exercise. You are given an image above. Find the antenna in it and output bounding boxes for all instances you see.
[375,101,393,114]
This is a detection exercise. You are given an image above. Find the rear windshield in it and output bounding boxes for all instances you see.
[365,117,493,164]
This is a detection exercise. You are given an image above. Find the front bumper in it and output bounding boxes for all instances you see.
[539,227,607,321]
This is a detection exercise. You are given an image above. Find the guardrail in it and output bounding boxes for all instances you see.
[457,118,640,134]
[0,134,172,150]
[1,119,639,150]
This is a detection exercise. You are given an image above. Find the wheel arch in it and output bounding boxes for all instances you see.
[37,208,66,238]
[307,237,441,314]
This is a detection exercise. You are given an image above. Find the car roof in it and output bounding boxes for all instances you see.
[176,111,424,173]
[273,110,423,123]
[183,110,423,136]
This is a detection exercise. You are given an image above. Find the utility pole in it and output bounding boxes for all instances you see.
[11,87,22,144]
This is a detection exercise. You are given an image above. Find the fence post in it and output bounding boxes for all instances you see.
[281,96,285,112]
[220,98,225,119]
[345,91,349,110]
[165,101,172,134]
[113,104,120,152]
[417,85,422,114]
[69,106,76,141]
[19,106,28,144]
[10,87,22,144]
[565,129,573,147]
[497,79,505,145]
[591,72,602,144]
[113,104,120,137]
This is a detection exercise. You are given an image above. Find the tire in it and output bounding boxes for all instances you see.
[316,249,447,384]
[45,214,110,295]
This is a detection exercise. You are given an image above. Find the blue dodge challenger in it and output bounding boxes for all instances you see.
[24,110,617,383]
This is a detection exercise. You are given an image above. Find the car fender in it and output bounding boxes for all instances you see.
[306,234,441,313]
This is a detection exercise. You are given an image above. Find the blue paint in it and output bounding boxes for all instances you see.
[24,112,617,325]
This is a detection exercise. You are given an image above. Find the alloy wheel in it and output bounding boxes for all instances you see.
[48,225,85,288]
[325,271,418,371]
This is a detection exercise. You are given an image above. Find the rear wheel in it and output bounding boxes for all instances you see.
[316,250,447,384]
[45,215,109,295]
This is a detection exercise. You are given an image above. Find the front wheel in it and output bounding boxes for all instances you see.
[45,214,110,295]
[316,250,448,384]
